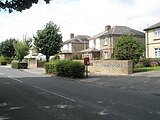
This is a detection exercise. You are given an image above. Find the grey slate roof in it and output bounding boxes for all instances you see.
[80,46,100,53]
[104,26,145,37]
[144,22,160,31]
[89,31,107,40]
[63,35,90,45]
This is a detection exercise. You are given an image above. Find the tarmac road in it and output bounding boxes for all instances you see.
[0,66,160,120]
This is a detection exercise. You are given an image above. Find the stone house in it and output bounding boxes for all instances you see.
[144,21,160,58]
[81,25,145,60]
[59,33,90,59]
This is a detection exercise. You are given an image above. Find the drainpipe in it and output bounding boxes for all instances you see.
[146,31,149,58]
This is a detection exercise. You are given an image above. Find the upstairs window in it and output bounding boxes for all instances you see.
[67,44,69,49]
[93,40,96,46]
[104,38,108,45]
[154,28,160,39]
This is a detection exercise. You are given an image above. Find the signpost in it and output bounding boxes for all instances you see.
[84,57,90,77]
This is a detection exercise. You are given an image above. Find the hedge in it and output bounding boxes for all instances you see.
[0,61,7,65]
[55,60,85,78]
[11,62,28,69]
[44,62,56,74]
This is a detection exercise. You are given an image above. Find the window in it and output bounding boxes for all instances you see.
[93,40,96,46]
[155,48,160,58]
[154,28,160,39]
[67,44,69,49]
[104,38,108,45]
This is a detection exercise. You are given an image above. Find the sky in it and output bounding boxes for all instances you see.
[0,0,160,42]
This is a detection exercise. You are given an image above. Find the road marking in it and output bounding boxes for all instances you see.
[0,73,4,75]
[8,76,23,83]
[33,86,76,102]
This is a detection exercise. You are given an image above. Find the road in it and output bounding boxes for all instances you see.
[0,67,160,120]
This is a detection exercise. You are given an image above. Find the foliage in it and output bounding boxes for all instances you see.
[113,35,145,63]
[50,54,60,62]
[13,41,29,62]
[11,61,28,69]
[44,62,57,74]
[70,53,82,60]
[0,38,17,58]
[150,60,158,67]
[34,21,63,62]
[133,66,160,73]
[55,60,85,78]
[0,0,51,13]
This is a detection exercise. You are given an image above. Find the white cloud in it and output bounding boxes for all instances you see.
[0,0,160,42]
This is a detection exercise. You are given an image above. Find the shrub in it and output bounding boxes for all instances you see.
[0,61,7,65]
[44,62,56,74]
[55,60,85,78]
[140,58,153,67]
[11,62,28,69]
[50,54,60,62]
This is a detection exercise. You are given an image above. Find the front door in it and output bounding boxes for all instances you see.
[104,52,108,59]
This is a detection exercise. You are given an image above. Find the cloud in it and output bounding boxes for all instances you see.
[0,0,160,42]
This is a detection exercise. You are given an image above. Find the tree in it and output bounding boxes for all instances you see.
[13,41,29,61]
[34,21,62,62]
[0,0,51,13]
[0,38,17,58]
[113,35,145,62]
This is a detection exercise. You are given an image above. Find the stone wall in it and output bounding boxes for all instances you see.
[86,60,133,75]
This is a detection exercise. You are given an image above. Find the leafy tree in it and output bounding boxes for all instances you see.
[0,38,17,58]
[113,35,145,62]
[34,21,62,62]
[0,0,51,13]
[13,41,29,61]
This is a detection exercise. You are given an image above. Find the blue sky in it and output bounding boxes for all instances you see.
[0,0,160,42]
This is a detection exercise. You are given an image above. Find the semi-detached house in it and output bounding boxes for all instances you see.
[144,21,160,58]
[81,25,145,60]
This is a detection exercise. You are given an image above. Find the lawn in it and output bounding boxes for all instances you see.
[133,66,160,73]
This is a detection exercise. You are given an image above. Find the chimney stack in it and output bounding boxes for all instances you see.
[105,25,111,31]
[70,33,74,39]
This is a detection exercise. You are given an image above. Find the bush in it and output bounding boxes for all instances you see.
[0,61,7,65]
[11,62,28,69]
[50,54,60,62]
[55,60,85,78]
[44,62,56,74]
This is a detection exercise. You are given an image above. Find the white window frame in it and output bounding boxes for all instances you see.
[155,48,160,58]
[104,38,108,45]
[154,28,160,39]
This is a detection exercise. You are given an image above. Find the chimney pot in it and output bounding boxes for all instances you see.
[105,25,111,31]
[70,33,74,39]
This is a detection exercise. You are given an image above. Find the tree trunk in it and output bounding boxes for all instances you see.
[46,55,50,62]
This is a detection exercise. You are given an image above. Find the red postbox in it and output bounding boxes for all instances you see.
[84,57,90,65]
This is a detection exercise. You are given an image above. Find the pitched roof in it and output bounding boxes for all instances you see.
[80,46,100,53]
[63,35,90,44]
[104,26,144,37]
[144,22,160,31]
[89,31,107,40]
[59,50,72,54]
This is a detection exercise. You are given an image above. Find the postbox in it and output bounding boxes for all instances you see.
[84,57,90,65]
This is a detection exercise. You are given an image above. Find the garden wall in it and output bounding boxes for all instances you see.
[80,60,133,75]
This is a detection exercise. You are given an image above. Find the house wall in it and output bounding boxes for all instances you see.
[61,43,72,52]
[89,38,101,50]
[145,29,160,58]
[72,43,84,53]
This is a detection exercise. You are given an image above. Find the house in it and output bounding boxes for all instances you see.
[144,21,160,58]
[81,25,145,59]
[59,33,90,59]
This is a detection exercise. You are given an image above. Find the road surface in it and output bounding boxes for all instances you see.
[0,67,160,120]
